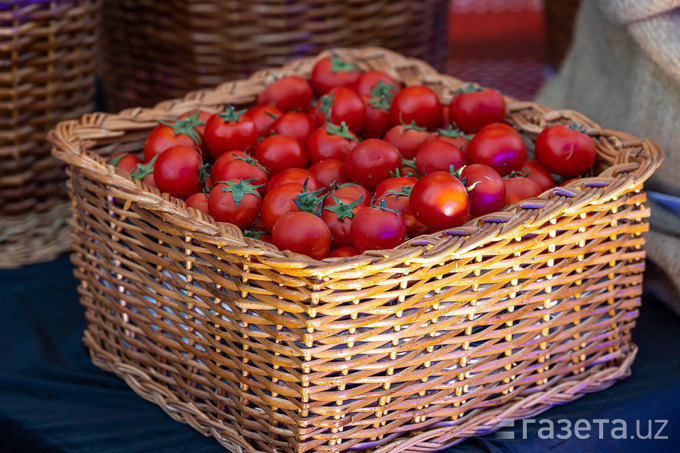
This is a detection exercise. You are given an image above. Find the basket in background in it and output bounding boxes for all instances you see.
[49,47,662,452]
[99,0,449,112]
[0,0,99,268]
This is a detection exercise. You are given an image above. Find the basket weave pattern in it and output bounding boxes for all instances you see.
[99,0,448,112]
[0,0,99,267]
[49,48,662,453]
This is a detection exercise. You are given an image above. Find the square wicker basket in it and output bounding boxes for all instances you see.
[49,47,663,453]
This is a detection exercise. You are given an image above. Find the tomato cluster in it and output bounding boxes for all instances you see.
[110,55,598,260]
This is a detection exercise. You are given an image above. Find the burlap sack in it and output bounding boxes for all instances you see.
[536,0,680,314]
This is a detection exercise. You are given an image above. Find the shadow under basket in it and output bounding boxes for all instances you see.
[49,47,663,453]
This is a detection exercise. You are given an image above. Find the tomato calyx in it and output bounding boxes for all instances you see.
[367,80,397,111]
[157,117,203,145]
[243,225,267,240]
[329,55,358,73]
[318,93,334,116]
[436,125,473,140]
[218,105,247,123]
[264,110,279,120]
[455,84,484,94]
[503,170,530,179]
[198,163,212,185]
[131,154,158,180]
[234,154,268,173]
[383,185,413,199]
[372,199,401,217]
[292,178,328,215]
[182,110,207,129]
[109,154,126,167]
[216,178,262,207]
[401,157,417,170]
[400,119,427,132]
[326,121,355,139]
[323,194,363,221]
[567,121,588,134]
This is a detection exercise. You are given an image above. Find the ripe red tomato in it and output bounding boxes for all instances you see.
[272,212,331,260]
[353,70,401,96]
[410,171,470,231]
[253,135,308,176]
[310,55,362,96]
[152,145,203,200]
[389,85,442,130]
[460,164,505,217]
[245,105,282,136]
[208,180,262,229]
[448,87,506,133]
[344,139,402,191]
[415,140,467,174]
[535,124,596,177]
[211,155,268,196]
[307,123,359,164]
[308,159,349,190]
[260,181,325,232]
[466,122,526,176]
[109,153,142,174]
[265,168,320,194]
[503,177,542,205]
[373,176,427,238]
[257,75,313,112]
[522,158,555,193]
[314,87,366,134]
[424,126,470,150]
[328,247,360,258]
[326,183,371,207]
[360,94,392,138]
[320,195,366,249]
[186,192,210,215]
[143,118,203,162]
[204,106,258,160]
[270,111,316,147]
[350,206,407,252]
[384,123,429,159]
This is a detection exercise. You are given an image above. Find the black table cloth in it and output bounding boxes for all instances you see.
[2,254,679,452]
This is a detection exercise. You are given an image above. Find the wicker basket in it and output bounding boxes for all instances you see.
[99,0,449,112]
[49,47,662,453]
[0,0,99,268]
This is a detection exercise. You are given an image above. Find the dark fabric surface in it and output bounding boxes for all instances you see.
[1,254,679,452]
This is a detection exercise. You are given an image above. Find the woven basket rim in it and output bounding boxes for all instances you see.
[47,46,664,277]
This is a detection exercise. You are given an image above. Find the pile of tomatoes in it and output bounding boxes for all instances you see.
[109,54,597,260]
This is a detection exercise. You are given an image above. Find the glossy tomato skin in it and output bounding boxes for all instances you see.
[389,85,442,130]
[204,109,259,160]
[185,192,210,215]
[384,124,429,159]
[246,105,282,136]
[409,171,470,231]
[466,122,526,176]
[503,177,542,206]
[314,87,366,134]
[522,158,555,193]
[373,176,427,238]
[270,111,316,147]
[360,95,392,138]
[308,159,349,190]
[344,139,402,191]
[326,184,371,207]
[265,168,320,194]
[272,212,331,260]
[350,207,407,252]
[320,196,366,249]
[210,156,268,196]
[328,247,360,258]
[448,88,506,133]
[415,140,467,174]
[253,135,308,177]
[259,182,304,232]
[152,145,203,200]
[257,75,313,112]
[460,164,505,217]
[310,55,362,96]
[143,121,203,162]
[535,125,596,177]
[353,70,401,96]
[208,181,261,229]
[306,124,358,164]
[109,153,142,174]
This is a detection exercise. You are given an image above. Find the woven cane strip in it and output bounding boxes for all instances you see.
[49,48,662,452]
[0,0,99,265]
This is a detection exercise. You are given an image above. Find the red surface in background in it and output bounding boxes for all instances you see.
[446,4,548,101]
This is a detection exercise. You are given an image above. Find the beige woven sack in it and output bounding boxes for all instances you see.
[536,0,680,313]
